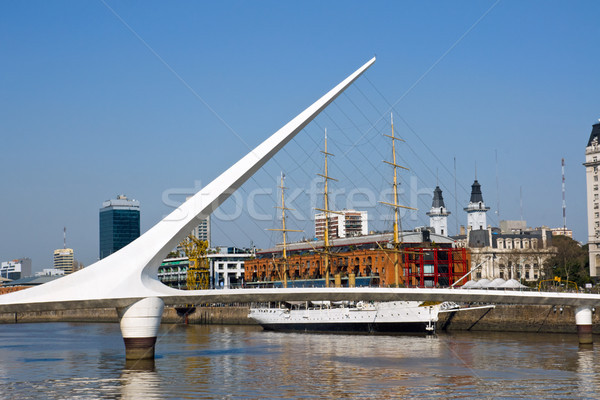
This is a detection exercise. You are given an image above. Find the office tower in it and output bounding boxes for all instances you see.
[53,248,74,274]
[99,195,140,259]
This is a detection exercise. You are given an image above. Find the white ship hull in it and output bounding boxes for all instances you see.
[249,301,442,334]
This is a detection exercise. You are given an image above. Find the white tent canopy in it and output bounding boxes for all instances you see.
[462,278,529,290]
[461,280,477,289]
[488,278,507,288]
[500,279,528,289]
[472,279,491,288]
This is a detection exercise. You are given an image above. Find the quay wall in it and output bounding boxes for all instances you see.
[0,306,256,325]
[438,304,600,334]
[1,304,600,334]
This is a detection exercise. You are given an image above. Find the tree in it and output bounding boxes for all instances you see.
[166,251,180,259]
[547,236,590,287]
[506,249,523,280]
[71,260,84,272]
[469,251,487,279]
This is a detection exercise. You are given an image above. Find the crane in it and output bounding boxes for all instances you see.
[179,235,210,290]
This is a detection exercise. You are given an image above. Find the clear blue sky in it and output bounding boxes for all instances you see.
[1,1,599,272]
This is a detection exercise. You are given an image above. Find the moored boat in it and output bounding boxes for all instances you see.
[249,301,451,334]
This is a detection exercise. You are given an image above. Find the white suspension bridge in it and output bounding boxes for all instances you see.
[0,57,598,360]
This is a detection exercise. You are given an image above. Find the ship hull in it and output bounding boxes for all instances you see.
[259,321,432,334]
[249,301,439,335]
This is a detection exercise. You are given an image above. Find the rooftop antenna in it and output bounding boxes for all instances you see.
[63,227,66,249]
[495,150,500,219]
[520,186,523,222]
[474,161,478,180]
[562,158,566,233]
[453,156,458,235]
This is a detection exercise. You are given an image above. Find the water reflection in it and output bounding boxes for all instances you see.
[0,323,598,399]
[121,359,162,400]
[576,346,599,398]
[123,358,155,371]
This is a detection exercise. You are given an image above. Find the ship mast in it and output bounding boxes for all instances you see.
[315,129,339,287]
[380,113,416,287]
[267,172,302,288]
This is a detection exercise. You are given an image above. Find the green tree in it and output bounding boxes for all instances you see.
[166,250,180,259]
[547,236,590,287]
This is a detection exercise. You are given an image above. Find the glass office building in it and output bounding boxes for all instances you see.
[99,195,140,259]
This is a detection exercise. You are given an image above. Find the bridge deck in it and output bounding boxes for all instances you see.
[0,287,598,313]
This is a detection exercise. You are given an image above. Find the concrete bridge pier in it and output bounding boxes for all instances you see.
[117,297,165,360]
[575,306,593,345]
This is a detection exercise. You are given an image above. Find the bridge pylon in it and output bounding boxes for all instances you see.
[575,306,593,345]
[117,297,165,360]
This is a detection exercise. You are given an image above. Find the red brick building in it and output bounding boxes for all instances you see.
[244,231,469,288]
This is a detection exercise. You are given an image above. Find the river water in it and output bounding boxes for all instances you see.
[0,322,598,399]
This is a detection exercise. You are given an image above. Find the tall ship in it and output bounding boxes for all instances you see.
[249,300,454,334]
[248,116,468,334]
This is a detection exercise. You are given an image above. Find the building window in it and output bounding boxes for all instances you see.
[596,175,599,182]
[596,212,599,219]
